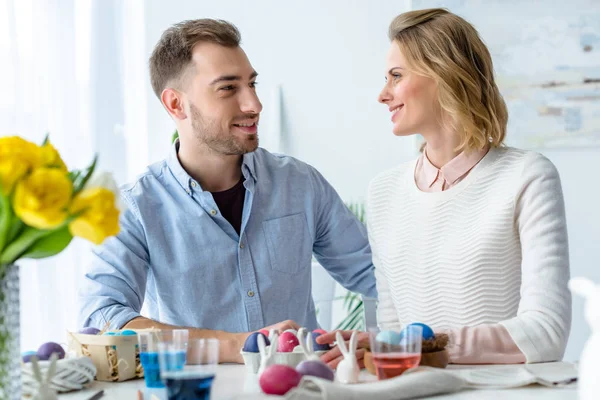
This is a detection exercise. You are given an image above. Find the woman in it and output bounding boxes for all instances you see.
[319,8,570,366]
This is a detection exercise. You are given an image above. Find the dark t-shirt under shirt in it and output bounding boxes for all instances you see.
[211,178,246,235]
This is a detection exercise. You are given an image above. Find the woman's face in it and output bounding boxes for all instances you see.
[378,42,440,137]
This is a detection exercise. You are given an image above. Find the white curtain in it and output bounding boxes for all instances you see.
[1,0,147,352]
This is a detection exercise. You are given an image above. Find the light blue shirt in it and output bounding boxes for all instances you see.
[79,144,376,332]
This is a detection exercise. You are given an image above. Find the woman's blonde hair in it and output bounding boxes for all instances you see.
[389,8,507,151]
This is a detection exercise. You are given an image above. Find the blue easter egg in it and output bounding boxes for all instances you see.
[401,322,434,340]
[376,330,401,345]
[103,331,118,336]
[22,351,37,363]
[120,330,137,336]
[243,332,270,353]
[311,332,330,351]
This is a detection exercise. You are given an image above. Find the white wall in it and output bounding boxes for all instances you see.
[140,1,598,362]
[143,0,416,202]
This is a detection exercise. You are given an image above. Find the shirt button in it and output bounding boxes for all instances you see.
[247,290,255,297]
[191,181,197,188]
[239,243,245,249]
[210,209,217,216]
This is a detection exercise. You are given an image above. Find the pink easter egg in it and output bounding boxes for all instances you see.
[258,329,270,337]
[259,364,302,395]
[278,332,299,352]
[313,328,327,335]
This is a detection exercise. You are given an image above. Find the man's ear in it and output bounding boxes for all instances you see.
[161,88,187,120]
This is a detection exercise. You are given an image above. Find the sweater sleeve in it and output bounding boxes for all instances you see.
[499,152,571,363]
[443,324,526,364]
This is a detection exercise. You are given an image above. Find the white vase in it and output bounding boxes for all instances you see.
[0,263,21,400]
[569,277,600,400]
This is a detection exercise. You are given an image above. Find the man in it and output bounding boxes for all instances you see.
[79,19,376,363]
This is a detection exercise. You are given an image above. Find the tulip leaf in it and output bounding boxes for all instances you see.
[72,155,97,197]
[19,226,73,259]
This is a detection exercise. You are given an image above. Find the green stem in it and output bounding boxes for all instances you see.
[0,193,10,253]
[0,226,52,264]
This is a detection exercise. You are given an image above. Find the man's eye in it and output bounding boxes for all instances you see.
[220,85,236,91]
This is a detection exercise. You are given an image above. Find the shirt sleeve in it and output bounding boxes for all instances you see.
[309,167,377,299]
[78,189,150,329]
[499,152,571,363]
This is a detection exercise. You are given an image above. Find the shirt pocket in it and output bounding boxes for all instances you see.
[262,213,312,275]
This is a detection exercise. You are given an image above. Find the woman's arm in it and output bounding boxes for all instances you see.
[444,153,571,364]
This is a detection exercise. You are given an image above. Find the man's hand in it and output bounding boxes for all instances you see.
[261,320,301,334]
[316,329,370,369]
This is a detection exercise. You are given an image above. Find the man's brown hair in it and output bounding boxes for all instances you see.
[149,19,241,99]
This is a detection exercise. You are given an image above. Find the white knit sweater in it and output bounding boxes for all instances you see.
[367,147,571,363]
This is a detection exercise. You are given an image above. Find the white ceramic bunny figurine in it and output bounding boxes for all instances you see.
[569,277,600,400]
[257,331,279,376]
[335,331,359,384]
[297,327,320,361]
[31,353,59,400]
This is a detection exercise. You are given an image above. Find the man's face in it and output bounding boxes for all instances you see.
[183,42,263,155]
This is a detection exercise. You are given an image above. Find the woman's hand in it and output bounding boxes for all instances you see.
[316,329,370,369]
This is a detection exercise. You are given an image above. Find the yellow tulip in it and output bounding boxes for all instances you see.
[0,157,29,194]
[0,136,42,194]
[39,141,68,171]
[69,187,120,245]
[13,168,73,229]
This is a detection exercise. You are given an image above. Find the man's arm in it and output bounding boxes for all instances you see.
[79,190,150,330]
[309,168,377,298]
[124,317,300,363]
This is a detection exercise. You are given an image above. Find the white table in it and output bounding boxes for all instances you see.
[58,364,577,400]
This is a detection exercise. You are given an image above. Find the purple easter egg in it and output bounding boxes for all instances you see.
[37,342,65,360]
[78,327,101,335]
[311,332,331,351]
[296,360,334,381]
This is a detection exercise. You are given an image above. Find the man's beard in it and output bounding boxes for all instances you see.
[190,103,258,155]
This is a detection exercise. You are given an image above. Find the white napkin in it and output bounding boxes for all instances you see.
[450,361,578,389]
[285,368,465,400]
[284,362,577,400]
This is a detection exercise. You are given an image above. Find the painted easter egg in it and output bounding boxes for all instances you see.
[78,327,101,335]
[103,331,118,336]
[258,329,270,337]
[282,329,298,337]
[37,342,65,361]
[243,332,270,353]
[376,330,401,345]
[313,328,327,335]
[311,332,330,351]
[296,360,335,381]
[401,322,434,340]
[259,364,302,395]
[22,351,37,363]
[278,332,300,352]
[120,330,137,336]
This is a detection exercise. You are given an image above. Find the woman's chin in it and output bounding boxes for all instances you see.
[392,127,416,137]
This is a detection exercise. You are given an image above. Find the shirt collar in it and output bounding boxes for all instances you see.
[167,139,258,193]
[421,149,441,188]
[423,146,488,187]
